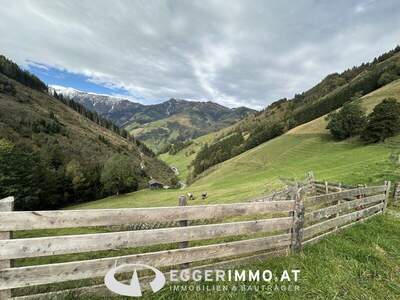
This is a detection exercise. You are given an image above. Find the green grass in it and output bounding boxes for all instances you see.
[72,133,400,210]
[159,132,217,182]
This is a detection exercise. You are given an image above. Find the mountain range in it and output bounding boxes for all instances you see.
[51,86,256,152]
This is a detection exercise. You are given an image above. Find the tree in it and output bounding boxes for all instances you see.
[326,102,367,140]
[378,71,398,87]
[100,154,138,195]
[361,98,400,143]
[0,139,41,209]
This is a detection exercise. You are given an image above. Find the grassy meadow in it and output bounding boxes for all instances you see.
[70,79,400,210]
[71,132,400,210]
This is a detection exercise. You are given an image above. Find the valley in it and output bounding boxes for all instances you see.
[71,78,400,209]
[52,86,255,152]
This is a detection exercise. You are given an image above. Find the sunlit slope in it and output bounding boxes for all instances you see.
[71,81,400,209]
[195,78,400,188]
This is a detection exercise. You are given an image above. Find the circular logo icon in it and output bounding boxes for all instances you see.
[104,263,166,297]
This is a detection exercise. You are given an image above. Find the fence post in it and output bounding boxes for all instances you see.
[0,196,14,300]
[178,195,189,269]
[383,181,391,211]
[324,181,329,194]
[393,182,400,204]
[291,189,305,253]
[335,185,342,231]
[306,171,315,195]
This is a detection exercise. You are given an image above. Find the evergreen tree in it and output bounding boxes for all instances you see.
[361,98,400,143]
[0,139,41,209]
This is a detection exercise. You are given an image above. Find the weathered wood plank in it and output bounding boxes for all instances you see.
[304,186,386,207]
[0,217,292,260]
[303,203,383,240]
[304,194,385,224]
[314,184,341,192]
[12,248,289,300]
[0,233,291,290]
[0,200,295,231]
[303,210,383,246]
[0,197,13,300]
[313,181,355,189]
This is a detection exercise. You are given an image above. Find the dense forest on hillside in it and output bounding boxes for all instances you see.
[190,46,400,179]
[0,56,175,210]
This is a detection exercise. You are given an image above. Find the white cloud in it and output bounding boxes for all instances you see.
[0,0,399,109]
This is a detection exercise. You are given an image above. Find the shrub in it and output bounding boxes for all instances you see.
[326,102,367,140]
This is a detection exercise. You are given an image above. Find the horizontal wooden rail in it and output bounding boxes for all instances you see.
[303,203,383,240]
[0,233,291,290]
[0,217,292,260]
[303,210,383,246]
[11,249,289,300]
[304,194,385,224]
[0,201,294,231]
[313,181,355,189]
[304,186,386,207]
[13,248,288,300]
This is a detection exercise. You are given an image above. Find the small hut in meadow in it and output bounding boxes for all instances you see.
[148,179,164,190]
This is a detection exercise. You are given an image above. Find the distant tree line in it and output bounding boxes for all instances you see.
[0,55,47,92]
[191,133,244,177]
[292,58,400,125]
[189,45,400,179]
[159,140,193,155]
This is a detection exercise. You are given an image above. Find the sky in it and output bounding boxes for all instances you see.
[1,0,400,109]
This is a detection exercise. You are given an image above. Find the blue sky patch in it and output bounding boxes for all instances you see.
[27,63,131,97]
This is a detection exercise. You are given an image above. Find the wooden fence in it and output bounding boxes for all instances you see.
[0,181,391,299]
